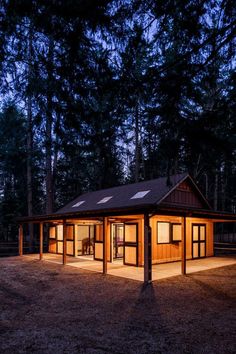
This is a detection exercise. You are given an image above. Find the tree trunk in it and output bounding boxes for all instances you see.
[134,103,140,183]
[45,38,54,214]
[221,163,226,211]
[27,23,34,251]
[52,112,61,205]
[204,173,208,200]
[214,171,218,211]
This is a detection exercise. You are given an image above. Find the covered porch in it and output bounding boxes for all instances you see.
[23,253,236,282]
[18,210,236,284]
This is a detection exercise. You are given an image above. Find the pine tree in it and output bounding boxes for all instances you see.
[0,104,27,240]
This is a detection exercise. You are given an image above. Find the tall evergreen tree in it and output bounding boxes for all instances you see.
[0,105,27,240]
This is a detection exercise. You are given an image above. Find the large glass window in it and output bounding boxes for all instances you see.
[157,222,170,244]
[57,225,63,241]
[124,224,137,243]
[49,226,56,239]
[172,224,181,242]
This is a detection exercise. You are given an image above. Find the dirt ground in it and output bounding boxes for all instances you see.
[0,257,235,354]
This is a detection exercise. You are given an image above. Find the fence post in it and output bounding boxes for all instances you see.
[19,224,23,256]
[39,223,43,260]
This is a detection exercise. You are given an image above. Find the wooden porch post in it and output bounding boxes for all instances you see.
[19,224,23,256]
[103,217,108,275]
[39,222,43,260]
[181,216,186,275]
[63,220,67,265]
[144,213,152,284]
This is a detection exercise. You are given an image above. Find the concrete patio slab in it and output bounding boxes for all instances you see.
[24,253,236,282]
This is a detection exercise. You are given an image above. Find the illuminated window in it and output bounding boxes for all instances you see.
[172,224,181,242]
[72,201,85,208]
[97,196,113,204]
[157,222,170,244]
[57,225,63,241]
[131,190,150,199]
[66,225,74,240]
[49,226,56,239]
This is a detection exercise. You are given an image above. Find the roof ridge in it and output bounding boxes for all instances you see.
[80,172,188,195]
[55,172,189,214]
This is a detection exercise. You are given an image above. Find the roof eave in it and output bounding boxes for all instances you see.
[156,205,236,221]
[17,202,236,224]
[16,203,154,223]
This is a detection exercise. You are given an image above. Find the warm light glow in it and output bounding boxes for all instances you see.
[124,224,137,242]
[172,224,181,242]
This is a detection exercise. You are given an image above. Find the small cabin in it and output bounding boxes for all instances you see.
[18,173,236,283]
[47,174,212,264]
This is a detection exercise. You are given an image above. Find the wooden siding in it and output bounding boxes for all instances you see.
[49,239,57,253]
[139,215,214,265]
[161,181,205,208]
[150,215,182,264]
[47,214,214,266]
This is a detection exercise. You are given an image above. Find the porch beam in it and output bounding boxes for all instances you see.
[181,216,186,275]
[19,224,23,256]
[144,213,152,284]
[63,220,67,265]
[39,223,43,260]
[103,217,108,275]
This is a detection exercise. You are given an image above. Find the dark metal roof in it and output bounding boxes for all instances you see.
[18,173,236,223]
[56,173,189,214]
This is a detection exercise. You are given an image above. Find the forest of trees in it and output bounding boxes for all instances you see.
[0,0,235,240]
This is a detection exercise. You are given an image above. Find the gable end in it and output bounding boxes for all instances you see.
[160,180,209,209]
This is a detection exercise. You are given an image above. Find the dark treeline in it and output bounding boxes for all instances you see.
[0,0,235,240]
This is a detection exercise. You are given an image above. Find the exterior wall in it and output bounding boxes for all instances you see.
[49,239,57,253]
[139,215,214,265]
[150,215,182,265]
[48,215,214,265]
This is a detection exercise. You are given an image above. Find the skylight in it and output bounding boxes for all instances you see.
[72,201,85,208]
[131,190,150,199]
[97,196,113,204]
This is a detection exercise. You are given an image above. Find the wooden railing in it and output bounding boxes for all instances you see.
[0,241,48,257]
[214,233,236,243]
